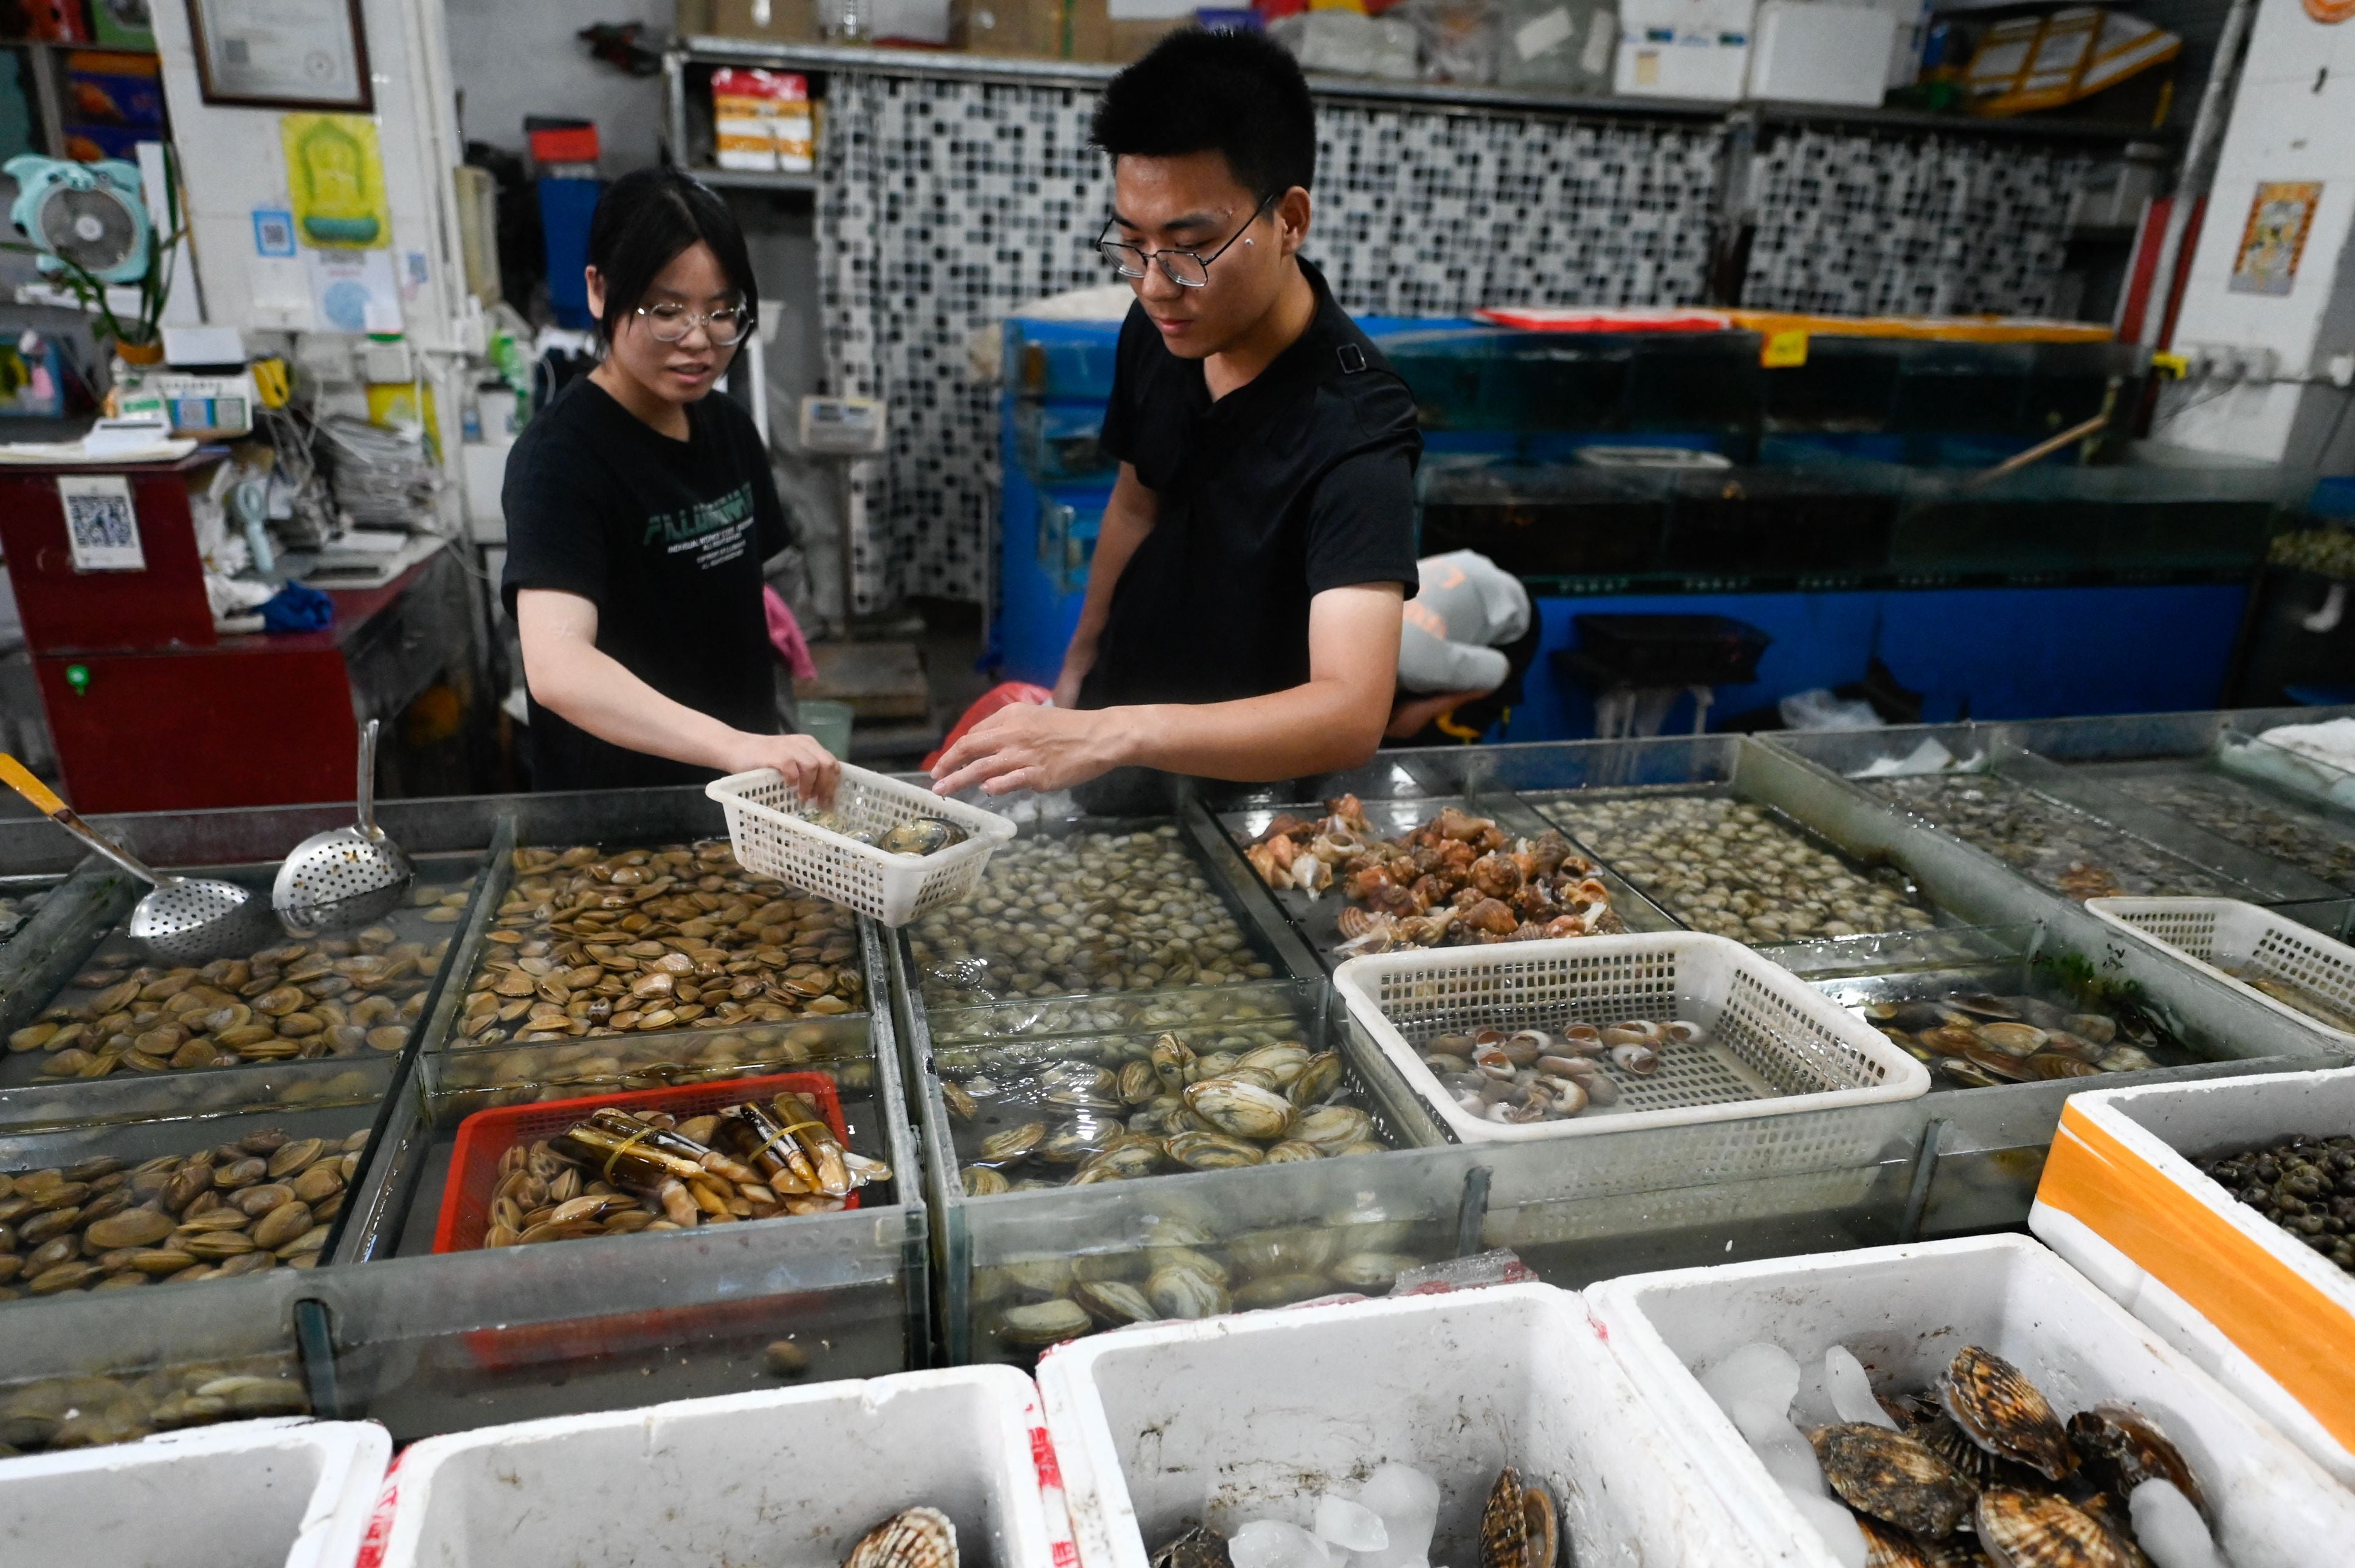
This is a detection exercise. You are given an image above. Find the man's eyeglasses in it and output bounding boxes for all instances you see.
[635,303,753,346]
[1097,193,1277,289]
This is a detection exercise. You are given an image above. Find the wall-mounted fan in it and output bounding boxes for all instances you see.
[5,156,151,284]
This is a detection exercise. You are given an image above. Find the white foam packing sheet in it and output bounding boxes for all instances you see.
[1584,1234,2355,1568]
[2030,1065,2355,1486]
[0,1415,391,1568]
[1035,1282,1782,1568]
[367,1366,1070,1568]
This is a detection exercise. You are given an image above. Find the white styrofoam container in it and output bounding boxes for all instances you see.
[0,1416,391,1568]
[1745,2,1897,105]
[2029,1067,2355,1487]
[1585,1234,2355,1568]
[707,761,1015,927]
[2086,896,2355,1045]
[1334,932,1929,1144]
[1035,1282,1787,1568]
[364,1367,1069,1568]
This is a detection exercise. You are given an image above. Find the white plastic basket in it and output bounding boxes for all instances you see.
[0,1415,390,1568]
[1585,1234,2355,1568]
[2086,896,2355,1045]
[706,762,1015,927]
[1333,932,1929,1143]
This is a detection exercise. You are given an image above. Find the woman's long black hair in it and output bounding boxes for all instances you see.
[587,167,759,340]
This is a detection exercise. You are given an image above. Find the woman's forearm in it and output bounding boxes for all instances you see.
[526,636,750,771]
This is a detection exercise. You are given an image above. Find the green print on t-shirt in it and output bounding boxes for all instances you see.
[641,483,756,549]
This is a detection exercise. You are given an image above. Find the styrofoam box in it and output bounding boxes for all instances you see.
[2030,1067,2355,1487]
[2086,896,2355,1045]
[1334,932,1929,1144]
[0,1416,391,1568]
[365,1367,1068,1568]
[1585,1235,2355,1568]
[1035,1283,1785,1568]
[1746,2,1897,106]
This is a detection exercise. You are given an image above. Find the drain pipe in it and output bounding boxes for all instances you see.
[2137,0,2260,348]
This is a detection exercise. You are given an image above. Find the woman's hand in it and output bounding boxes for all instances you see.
[724,731,841,803]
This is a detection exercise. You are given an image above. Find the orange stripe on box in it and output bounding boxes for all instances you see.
[2040,1101,2355,1448]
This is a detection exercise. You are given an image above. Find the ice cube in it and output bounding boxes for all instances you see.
[1823,1345,1895,1429]
[1780,1487,1867,1568]
[1700,1341,1801,1420]
[1315,1496,1388,1553]
[2130,1480,2225,1568]
[1752,1421,1830,1498]
[1230,1521,1335,1568]
[1354,1464,1441,1568]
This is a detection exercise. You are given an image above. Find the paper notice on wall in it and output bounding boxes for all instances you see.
[305,245,404,332]
[1107,0,1198,17]
[2229,181,2323,297]
[58,475,144,572]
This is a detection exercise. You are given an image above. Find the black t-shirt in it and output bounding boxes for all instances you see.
[1082,260,1422,710]
[502,377,790,791]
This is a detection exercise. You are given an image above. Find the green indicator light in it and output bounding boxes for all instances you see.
[64,664,89,696]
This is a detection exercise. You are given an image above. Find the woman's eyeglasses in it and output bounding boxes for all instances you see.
[1097,193,1277,289]
[635,303,753,346]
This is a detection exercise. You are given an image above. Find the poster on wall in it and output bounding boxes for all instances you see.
[2229,181,2323,297]
[187,0,371,111]
[280,112,390,250]
[57,475,145,573]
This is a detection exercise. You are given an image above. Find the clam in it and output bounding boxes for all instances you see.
[1477,1468,1557,1568]
[995,1298,1091,1346]
[959,1166,1012,1196]
[1973,1488,2135,1568]
[1185,1078,1296,1141]
[1146,1266,1230,1319]
[1038,1117,1123,1166]
[1973,1023,2049,1059]
[880,817,965,858]
[1812,1422,1973,1538]
[1292,1106,1374,1154]
[1077,1279,1157,1326]
[844,1507,959,1568]
[1165,1130,1266,1170]
[1288,1051,1344,1108]
[1151,1034,1196,1094]
[978,1123,1047,1164]
[1941,1346,2075,1482]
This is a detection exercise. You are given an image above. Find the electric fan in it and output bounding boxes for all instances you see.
[4,155,151,284]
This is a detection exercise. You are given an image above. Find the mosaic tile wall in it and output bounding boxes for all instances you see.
[1740,129,2092,317]
[818,75,2092,611]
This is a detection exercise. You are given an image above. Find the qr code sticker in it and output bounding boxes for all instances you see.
[67,492,135,551]
[58,475,144,571]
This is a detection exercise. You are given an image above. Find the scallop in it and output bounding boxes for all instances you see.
[2067,1403,2209,1523]
[844,1507,959,1568]
[1941,1346,2075,1482]
[1476,1468,1557,1568]
[1812,1422,1973,1539]
[1973,1488,2134,1568]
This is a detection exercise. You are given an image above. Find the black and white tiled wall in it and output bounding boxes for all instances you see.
[818,73,2092,611]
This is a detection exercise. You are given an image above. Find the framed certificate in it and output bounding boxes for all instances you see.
[186,0,373,112]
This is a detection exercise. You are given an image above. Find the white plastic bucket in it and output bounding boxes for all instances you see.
[362,1366,1070,1568]
[1585,1234,2355,1568]
[1034,1282,1779,1568]
[0,1415,390,1568]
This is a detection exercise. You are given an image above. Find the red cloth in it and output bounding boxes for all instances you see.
[763,586,819,683]
[922,681,1053,771]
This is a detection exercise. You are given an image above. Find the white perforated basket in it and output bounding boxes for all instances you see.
[2086,897,2355,1045]
[706,763,1015,927]
[1333,932,1929,1143]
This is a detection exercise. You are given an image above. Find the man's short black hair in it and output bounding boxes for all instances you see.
[1089,27,1316,201]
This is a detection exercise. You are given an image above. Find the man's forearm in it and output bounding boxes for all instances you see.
[1069,503,1154,651]
[1106,679,1390,782]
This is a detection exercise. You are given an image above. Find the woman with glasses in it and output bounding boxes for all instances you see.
[502,167,836,797]
[931,29,1421,802]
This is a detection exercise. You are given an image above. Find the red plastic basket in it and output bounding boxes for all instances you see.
[435,1070,856,1253]
[434,1071,858,1370]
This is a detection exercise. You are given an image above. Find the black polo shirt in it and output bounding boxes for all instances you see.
[1080,260,1422,710]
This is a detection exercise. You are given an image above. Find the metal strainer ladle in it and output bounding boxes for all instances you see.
[272,718,415,935]
[0,754,275,964]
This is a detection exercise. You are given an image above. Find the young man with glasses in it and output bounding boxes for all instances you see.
[931,29,1421,800]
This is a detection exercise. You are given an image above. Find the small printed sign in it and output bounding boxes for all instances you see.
[253,208,297,257]
[58,474,145,572]
[2229,181,2323,297]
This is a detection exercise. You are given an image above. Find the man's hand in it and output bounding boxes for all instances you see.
[929,701,1129,797]
[724,731,841,803]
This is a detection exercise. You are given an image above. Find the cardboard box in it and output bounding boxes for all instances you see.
[678,0,824,44]
[1069,0,1191,64]
[954,0,1189,61]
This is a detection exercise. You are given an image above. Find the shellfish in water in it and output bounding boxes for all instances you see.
[880,818,967,857]
[844,1508,959,1568]
[1477,1467,1557,1568]
[1941,1346,2075,1482]
[1811,1423,1973,1539]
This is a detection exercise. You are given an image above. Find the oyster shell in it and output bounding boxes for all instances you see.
[1973,1488,2134,1568]
[1941,1346,2075,1482]
[844,1507,959,1568]
[1477,1468,1557,1568]
[1812,1422,1974,1539]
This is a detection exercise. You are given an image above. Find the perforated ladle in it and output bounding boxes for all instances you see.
[0,753,274,964]
[272,718,415,935]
